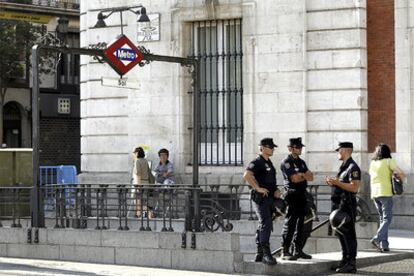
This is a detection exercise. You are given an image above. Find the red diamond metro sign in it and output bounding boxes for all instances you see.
[104,35,144,76]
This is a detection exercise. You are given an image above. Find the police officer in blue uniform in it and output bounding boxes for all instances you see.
[244,138,279,265]
[280,137,313,260]
[326,142,360,273]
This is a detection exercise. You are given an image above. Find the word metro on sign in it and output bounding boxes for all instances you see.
[116,48,137,61]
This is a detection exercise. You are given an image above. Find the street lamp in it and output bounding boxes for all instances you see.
[56,16,69,43]
[94,5,150,35]
[31,16,71,228]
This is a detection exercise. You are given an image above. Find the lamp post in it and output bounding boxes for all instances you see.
[31,16,69,228]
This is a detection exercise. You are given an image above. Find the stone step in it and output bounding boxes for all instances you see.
[242,250,414,275]
[241,237,373,261]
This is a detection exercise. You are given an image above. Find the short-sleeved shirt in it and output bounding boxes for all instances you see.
[155,161,175,184]
[332,157,361,199]
[246,155,277,194]
[133,158,149,184]
[369,158,397,198]
[280,154,309,192]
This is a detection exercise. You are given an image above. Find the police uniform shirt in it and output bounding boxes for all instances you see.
[281,154,309,192]
[333,157,361,196]
[246,155,277,194]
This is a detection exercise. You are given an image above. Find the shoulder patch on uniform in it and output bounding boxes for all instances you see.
[248,163,255,169]
[352,171,359,178]
[284,162,290,169]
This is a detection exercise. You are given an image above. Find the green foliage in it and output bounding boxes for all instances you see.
[0,19,45,144]
[0,20,44,87]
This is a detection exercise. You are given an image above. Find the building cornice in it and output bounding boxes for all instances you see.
[0,2,79,18]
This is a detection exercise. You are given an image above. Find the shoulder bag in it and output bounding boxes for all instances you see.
[389,159,403,195]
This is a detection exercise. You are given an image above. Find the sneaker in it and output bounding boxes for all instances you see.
[382,248,390,252]
[370,239,381,252]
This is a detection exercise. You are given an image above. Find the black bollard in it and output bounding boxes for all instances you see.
[191,232,196,249]
[34,228,39,244]
[181,231,187,249]
[27,228,32,243]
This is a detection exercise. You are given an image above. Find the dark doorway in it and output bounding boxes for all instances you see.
[3,101,22,148]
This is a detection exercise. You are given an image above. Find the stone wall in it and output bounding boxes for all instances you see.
[0,227,242,274]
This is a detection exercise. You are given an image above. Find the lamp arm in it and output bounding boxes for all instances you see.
[101,10,115,19]
[129,8,143,15]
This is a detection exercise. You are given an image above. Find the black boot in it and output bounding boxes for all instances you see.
[254,244,263,262]
[262,245,277,265]
[294,250,312,259]
[281,246,297,261]
[293,245,312,259]
[330,258,347,271]
[336,258,357,273]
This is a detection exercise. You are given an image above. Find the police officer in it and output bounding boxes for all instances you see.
[326,142,360,273]
[243,138,279,265]
[280,137,313,260]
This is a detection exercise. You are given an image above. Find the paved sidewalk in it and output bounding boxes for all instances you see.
[0,257,236,276]
[331,258,414,275]
[388,229,414,250]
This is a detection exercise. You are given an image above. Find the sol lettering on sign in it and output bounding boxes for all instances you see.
[101,77,140,89]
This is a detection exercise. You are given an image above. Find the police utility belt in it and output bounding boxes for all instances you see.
[250,188,265,204]
[331,190,356,209]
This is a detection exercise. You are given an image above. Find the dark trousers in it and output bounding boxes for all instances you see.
[282,192,306,249]
[297,218,313,251]
[253,197,274,246]
[333,200,357,260]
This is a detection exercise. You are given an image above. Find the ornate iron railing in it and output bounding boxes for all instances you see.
[0,186,32,227]
[0,184,376,233]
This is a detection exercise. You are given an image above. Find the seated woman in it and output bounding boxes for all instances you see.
[154,148,175,185]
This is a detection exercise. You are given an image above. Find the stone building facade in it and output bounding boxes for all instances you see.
[0,0,81,169]
[80,0,414,228]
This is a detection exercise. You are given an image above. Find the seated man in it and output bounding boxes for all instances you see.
[154,148,175,185]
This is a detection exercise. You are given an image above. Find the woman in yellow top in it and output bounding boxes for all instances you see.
[369,143,405,252]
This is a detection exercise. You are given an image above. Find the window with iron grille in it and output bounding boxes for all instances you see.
[58,32,80,87]
[190,19,243,165]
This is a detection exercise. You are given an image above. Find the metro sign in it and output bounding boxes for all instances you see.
[104,35,144,76]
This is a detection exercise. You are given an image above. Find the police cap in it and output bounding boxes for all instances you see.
[335,142,353,152]
[288,137,305,148]
[260,137,278,148]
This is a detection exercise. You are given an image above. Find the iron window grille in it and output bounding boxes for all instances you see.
[190,19,243,166]
[58,32,80,87]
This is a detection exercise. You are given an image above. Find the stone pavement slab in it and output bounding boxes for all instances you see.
[0,257,239,276]
[243,250,414,275]
[331,258,414,275]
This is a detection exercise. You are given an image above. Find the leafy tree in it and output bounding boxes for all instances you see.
[0,19,44,145]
